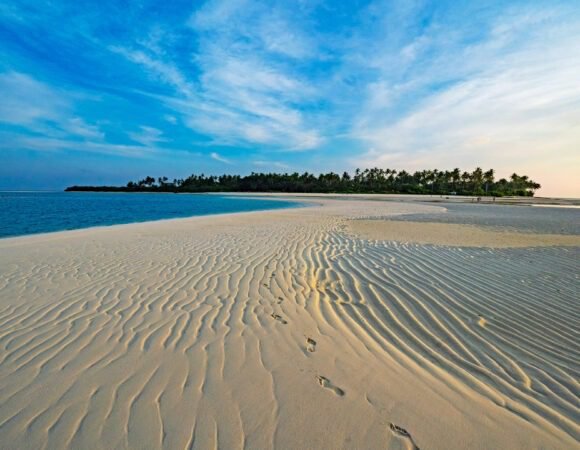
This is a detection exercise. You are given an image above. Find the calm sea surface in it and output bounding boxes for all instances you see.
[0,192,303,239]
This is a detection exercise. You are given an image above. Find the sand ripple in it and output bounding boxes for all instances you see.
[0,200,578,449]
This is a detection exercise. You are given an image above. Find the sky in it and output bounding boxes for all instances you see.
[0,0,579,197]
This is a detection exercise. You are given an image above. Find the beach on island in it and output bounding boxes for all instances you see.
[0,196,578,450]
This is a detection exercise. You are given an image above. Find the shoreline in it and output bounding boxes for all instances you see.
[0,194,314,242]
[220,191,580,206]
[27,189,578,205]
[4,191,576,242]
[4,198,578,248]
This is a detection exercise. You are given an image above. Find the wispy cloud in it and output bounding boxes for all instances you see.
[210,152,231,164]
[0,72,71,130]
[108,0,326,151]
[0,71,106,140]
[0,133,153,158]
[62,118,105,140]
[109,45,196,98]
[128,126,167,147]
[0,71,189,160]
[111,45,325,150]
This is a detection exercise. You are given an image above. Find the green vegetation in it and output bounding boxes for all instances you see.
[66,168,541,196]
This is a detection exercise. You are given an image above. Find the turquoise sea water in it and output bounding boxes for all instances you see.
[0,192,302,239]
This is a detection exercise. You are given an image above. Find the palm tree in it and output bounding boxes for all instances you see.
[471,167,484,193]
[461,171,471,193]
[451,168,461,192]
[483,169,495,195]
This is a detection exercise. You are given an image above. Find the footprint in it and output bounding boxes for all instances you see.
[271,313,288,324]
[316,375,344,396]
[390,423,410,438]
[389,423,420,450]
[277,296,284,304]
[306,337,317,352]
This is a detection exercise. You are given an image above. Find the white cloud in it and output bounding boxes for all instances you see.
[0,71,69,126]
[210,151,231,164]
[110,1,325,152]
[128,126,167,147]
[0,72,193,159]
[62,118,105,140]
[0,130,201,160]
[0,71,105,141]
[109,46,196,98]
[112,45,324,150]
[0,133,154,157]
[190,0,317,59]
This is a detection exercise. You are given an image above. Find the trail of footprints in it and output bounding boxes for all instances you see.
[266,286,346,398]
[267,281,421,449]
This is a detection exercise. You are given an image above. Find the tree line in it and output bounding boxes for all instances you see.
[66,168,541,196]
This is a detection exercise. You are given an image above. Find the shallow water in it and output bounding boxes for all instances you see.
[0,192,302,238]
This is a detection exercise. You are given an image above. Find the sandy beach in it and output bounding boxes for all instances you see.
[0,197,578,449]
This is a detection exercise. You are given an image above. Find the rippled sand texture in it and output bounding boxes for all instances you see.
[0,199,578,450]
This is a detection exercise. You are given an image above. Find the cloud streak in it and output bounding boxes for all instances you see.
[109,1,325,152]
[128,126,167,147]
[210,152,231,164]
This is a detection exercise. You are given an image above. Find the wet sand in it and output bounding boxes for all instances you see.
[347,220,580,247]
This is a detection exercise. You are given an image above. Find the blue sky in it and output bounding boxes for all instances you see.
[1,0,579,196]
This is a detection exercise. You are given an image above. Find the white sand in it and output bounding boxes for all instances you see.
[0,199,578,449]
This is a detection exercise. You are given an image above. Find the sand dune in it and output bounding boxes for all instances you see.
[0,199,578,449]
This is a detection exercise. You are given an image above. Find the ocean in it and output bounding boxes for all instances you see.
[0,192,302,238]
